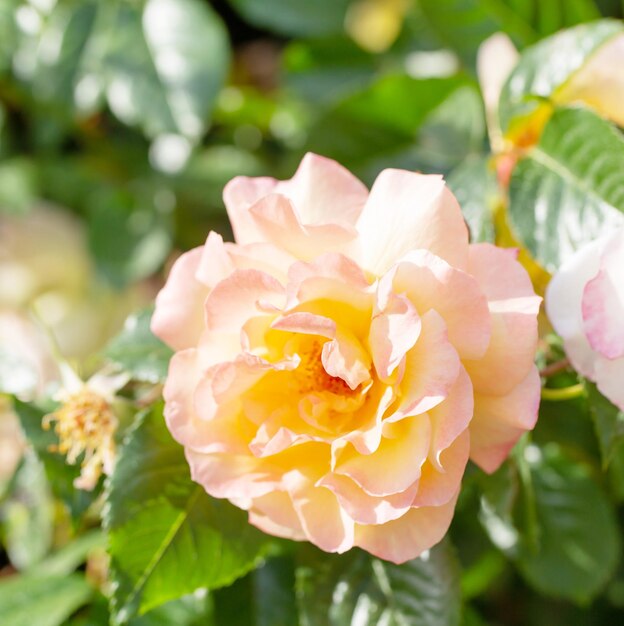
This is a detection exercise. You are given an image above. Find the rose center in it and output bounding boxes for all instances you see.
[293,338,355,396]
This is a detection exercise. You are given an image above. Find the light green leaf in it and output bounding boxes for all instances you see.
[0,573,93,626]
[105,308,173,383]
[35,530,106,578]
[296,541,461,626]
[508,106,624,271]
[2,452,54,570]
[587,382,624,468]
[106,403,272,622]
[31,0,99,109]
[447,156,497,243]
[103,0,229,139]
[228,0,351,37]
[87,187,172,288]
[499,20,623,132]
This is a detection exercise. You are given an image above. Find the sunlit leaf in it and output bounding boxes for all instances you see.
[508,106,624,271]
[105,308,172,383]
[297,541,461,626]
[106,403,273,622]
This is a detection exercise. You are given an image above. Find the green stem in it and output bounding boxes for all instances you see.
[541,383,585,402]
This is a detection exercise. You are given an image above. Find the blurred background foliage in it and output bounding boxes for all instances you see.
[2,1,624,625]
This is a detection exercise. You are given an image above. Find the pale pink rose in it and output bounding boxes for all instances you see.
[152,153,541,563]
[546,229,624,410]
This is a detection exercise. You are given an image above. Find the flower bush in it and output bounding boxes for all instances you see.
[1,3,624,625]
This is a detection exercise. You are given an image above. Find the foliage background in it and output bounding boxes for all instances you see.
[1,1,624,625]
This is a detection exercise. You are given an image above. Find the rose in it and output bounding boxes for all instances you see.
[152,153,541,563]
[546,229,624,411]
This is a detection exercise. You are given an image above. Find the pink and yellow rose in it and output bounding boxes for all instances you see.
[152,154,541,563]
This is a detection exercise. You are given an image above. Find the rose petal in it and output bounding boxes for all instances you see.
[582,230,624,359]
[464,244,541,395]
[152,248,208,350]
[470,366,540,473]
[393,309,461,418]
[383,249,491,359]
[354,493,459,564]
[334,415,431,497]
[356,170,469,275]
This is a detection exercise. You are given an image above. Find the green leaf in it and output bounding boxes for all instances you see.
[106,403,272,622]
[2,452,54,570]
[0,0,19,75]
[254,557,298,626]
[13,399,97,521]
[419,0,602,69]
[482,444,620,602]
[0,573,93,626]
[446,156,497,243]
[35,530,106,578]
[499,19,623,132]
[228,0,351,37]
[508,106,624,271]
[105,308,173,383]
[0,158,39,215]
[587,382,624,468]
[308,74,476,179]
[418,0,536,66]
[284,37,376,105]
[103,0,229,139]
[87,186,172,288]
[296,541,461,626]
[30,0,99,110]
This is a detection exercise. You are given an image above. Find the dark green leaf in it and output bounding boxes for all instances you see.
[0,573,93,626]
[508,106,624,271]
[297,541,461,626]
[13,399,97,521]
[106,403,272,621]
[105,308,173,383]
[482,444,620,602]
[228,0,351,37]
[499,19,623,132]
[418,0,536,66]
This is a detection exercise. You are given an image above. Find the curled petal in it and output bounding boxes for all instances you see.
[318,473,417,525]
[354,493,459,564]
[383,250,491,359]
[393,310,461,418]
[334,415,431,497]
